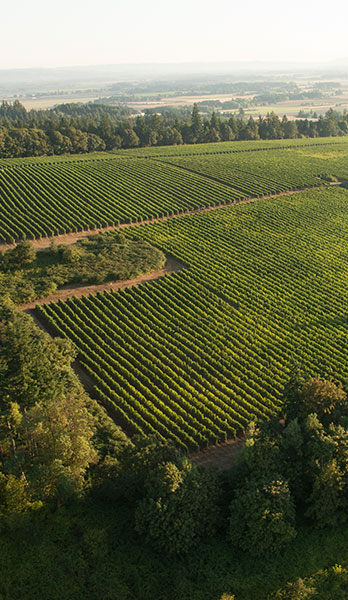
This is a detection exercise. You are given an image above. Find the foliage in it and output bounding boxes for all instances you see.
[114,435,182,502]
[0,301,127,509]
[0,472,42,519]
[229,477,296,556]
[0,301,78,407]
[135,459,221,554]
[8,240,36,267]
[1,100,347,159]
[274,565,348,599]
[304,418,348,527]
[298,377,347,424]
[0,233,166,303]
[272,578,315,599]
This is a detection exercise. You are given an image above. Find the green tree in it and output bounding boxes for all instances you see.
[229,477,296,556]
[273,577,315,599]
[281,115,298,139]
[135,459,221,554]
[1,396,98,504]
[0,472,41,519]
[0,302,78,408]
[279,418,307,502]
[122,128,139,148]
[0,301,127,509]
[9,241,36,268]
[116,435,181,502]
[191,103,203,142]
[305,417,348,527]
[299,377,347,424]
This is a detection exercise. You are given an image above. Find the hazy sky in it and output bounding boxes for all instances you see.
[2,0,348,69]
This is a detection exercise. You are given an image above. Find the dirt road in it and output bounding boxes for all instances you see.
[19,255,185,310]
[0,185,324,254]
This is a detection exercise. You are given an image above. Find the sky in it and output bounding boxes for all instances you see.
[2,0,348,70]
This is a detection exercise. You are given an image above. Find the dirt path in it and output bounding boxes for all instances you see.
[26,261,246,468]
[189,437,245,470]
[0,184,324,253]
[19,255,185,310]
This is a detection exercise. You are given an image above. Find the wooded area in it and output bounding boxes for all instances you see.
[0,100,347,157]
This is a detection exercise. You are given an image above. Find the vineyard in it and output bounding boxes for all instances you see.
[1,136,348,244]
[0,135,344,167]
[37,186,348,450]
[160,143,348,190]
[0,159,237,242]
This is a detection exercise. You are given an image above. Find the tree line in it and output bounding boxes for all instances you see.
[0,100,348,158]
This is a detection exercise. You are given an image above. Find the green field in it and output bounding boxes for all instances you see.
[2,137,348,243]
[37,186,348,449]
[0,135,344,166]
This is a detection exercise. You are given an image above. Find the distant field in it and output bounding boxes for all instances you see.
[38,187,348,449]
[123,91,348,118]
[1,137,348,243]
[5,95,100,110]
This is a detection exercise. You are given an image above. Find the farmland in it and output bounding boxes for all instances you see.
[37,186,348,450]
[1,137,348,244]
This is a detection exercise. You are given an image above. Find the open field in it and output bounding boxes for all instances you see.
[4,95,101,110]
[37,186,348,449]
[1,136,348,243]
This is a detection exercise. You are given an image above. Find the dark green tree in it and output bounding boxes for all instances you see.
[9,241,36,268]
[135,459,221,554]
[191,103,203,142]
[229,477,296,556]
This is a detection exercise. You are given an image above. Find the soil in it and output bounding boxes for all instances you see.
[189,437,245,470]
[0,184,325,254]
[18,255,185,310]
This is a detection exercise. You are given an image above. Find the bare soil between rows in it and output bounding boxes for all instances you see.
[189,437,245,469]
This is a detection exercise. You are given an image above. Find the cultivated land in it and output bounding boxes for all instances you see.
[0,136,347,244]
[3,137,348,450]
[36,186,348,450]
[5,135,348,599]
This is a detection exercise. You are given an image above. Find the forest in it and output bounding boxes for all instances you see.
[0,99,347,157]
